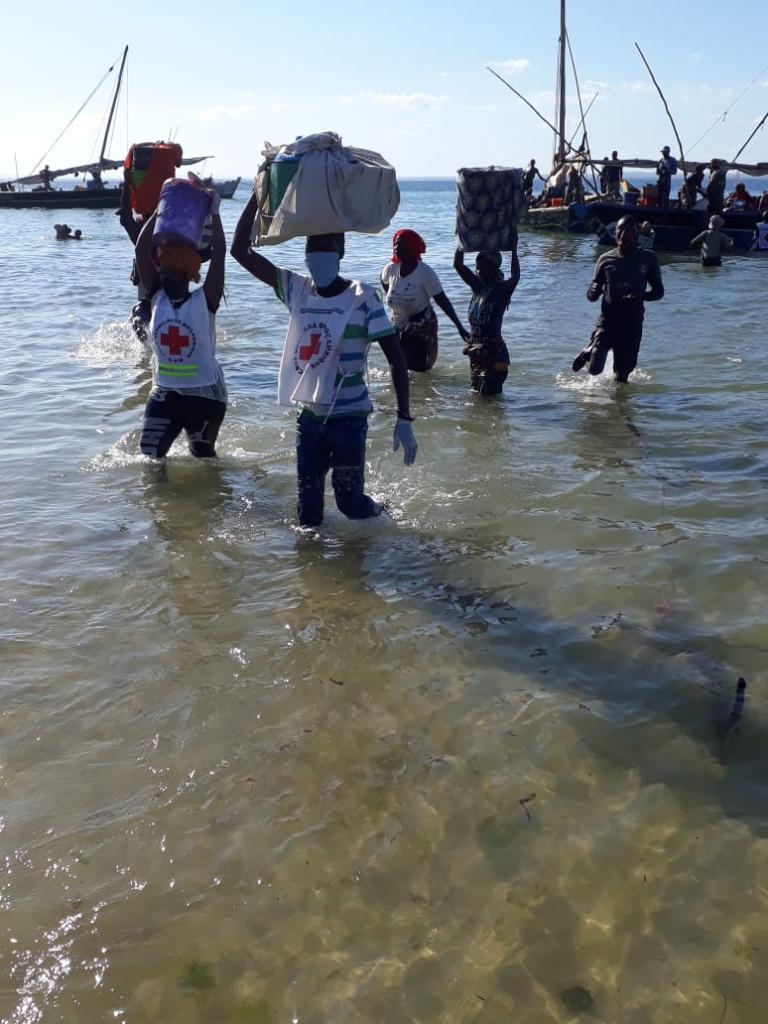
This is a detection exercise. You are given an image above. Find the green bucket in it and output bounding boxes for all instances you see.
[268,157,300,215]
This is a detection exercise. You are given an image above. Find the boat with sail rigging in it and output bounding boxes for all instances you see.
[508,4,767,248]
[0,46,210,210]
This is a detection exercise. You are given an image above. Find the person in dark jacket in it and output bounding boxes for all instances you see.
[571,215,664,384]
[656,146,674,208]
[706,160,728,215]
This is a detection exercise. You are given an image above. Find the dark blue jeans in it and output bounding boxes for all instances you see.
[296,411,378,526]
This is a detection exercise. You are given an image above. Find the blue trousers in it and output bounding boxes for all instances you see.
[296,411,378,526]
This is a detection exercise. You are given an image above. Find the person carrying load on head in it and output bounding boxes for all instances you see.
[690,216,734,267]
[134,176,227,459]
[379,229,468,372]
[453,230,521,397]
[118,168,152,342]
[571,215,664,384]
[231,190,417,529]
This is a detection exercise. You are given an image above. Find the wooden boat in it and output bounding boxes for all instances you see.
[516,5,768,247]
[0,47,210,210]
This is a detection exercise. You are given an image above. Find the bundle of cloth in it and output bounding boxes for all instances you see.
[455,166,526,252]
[251,131,400,246]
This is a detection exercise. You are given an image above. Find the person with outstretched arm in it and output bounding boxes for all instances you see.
[571,215,664,384]
[134,183,227,458]
[231,190,417,528]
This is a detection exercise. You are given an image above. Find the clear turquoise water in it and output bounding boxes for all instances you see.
[1,180,768,1023]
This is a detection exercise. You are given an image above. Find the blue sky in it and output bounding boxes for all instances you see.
[2,0,767,179]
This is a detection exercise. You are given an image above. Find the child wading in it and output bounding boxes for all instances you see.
[231,190,417,528]
[135,181,227,458]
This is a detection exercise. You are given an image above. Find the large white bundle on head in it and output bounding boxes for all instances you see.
[251,131,400,246]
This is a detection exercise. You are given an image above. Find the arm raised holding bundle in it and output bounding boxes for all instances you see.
[203,191,225,311]
[135,212,159,294]
[230,189,278,291]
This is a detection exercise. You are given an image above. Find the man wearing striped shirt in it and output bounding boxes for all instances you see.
[232,193,417,527]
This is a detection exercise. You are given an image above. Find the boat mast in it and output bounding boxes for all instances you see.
[555,0,567,165]
[99,45,128,164]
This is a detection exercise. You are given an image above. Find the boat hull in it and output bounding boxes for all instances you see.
[0,188,122,210]
[525,202,588,232]
[587,201,760,251]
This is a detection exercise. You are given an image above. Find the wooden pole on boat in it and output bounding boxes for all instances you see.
[100,45,128,163]
[634,42,686,170]
[731,111,768,164]
[557,0,567,165]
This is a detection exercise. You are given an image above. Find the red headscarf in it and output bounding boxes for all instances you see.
[392,229,426,264]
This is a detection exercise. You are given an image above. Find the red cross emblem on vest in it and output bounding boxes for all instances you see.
[299,332,322,362]
[160,324,190,357]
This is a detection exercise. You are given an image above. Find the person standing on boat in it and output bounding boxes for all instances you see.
[522,159,546,199]
[231,191,417,528]
[41,164,53,190]
[453,232,521,396]
[604,151,623,198]
[656,147,675,208]
[681,164,707,209]
[690,216,734,267]
[134,188,228,459]
[706,160,727,215]
[380,229,469,372]
[565,165,584,206]
[571,215,664,384]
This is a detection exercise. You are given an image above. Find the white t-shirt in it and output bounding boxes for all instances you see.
[381,260,442,329]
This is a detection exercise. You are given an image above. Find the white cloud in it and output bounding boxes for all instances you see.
[688,53,702,63]
[461,103,500,112]
[197,102,291,121]
[359,91,450,110]
[626,80,655,94]
[490,58,530,75]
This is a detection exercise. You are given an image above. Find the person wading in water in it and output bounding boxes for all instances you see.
[380,229,468,372]
[453,229,521,396]
[571,215,664,384]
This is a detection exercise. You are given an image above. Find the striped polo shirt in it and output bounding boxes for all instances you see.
[275,269,395,418]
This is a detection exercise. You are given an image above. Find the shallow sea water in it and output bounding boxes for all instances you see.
[1,181,768,1023]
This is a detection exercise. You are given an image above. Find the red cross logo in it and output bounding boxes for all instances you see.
[299,332,322,362]
[160,324,190,356]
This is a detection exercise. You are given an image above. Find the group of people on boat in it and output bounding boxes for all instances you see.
[117,174,672,528]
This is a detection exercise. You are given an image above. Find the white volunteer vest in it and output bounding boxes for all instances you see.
[278,279,363,408]
[150,288,220,389]
[756,223,768,251]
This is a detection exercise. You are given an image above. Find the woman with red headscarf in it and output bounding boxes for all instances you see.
[380,229,469,371]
